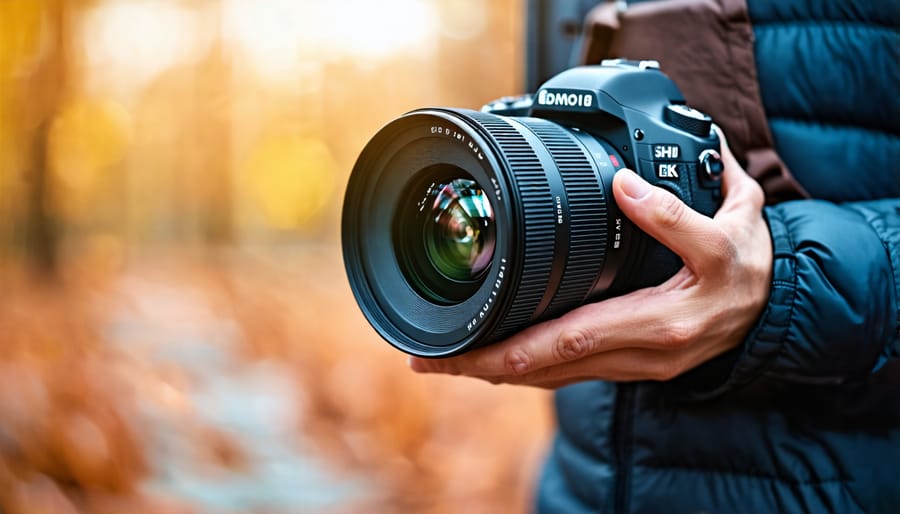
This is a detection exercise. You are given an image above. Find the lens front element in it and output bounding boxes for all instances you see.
[397,169,496,304]
[425,178,495,282]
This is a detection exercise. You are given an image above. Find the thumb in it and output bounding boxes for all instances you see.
[612,169,728,270]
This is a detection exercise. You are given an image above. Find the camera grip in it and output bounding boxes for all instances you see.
[630,237,683,291]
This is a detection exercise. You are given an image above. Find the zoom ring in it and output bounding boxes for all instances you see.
[464,110,557,342]
[517,118,607,319]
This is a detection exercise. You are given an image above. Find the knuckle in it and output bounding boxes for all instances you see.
[659,321,696,349]
[705,230,739,268]
[503,348,532,376]
[554,329,593,362]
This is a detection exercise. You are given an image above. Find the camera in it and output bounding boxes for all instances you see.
[342,60,724,357]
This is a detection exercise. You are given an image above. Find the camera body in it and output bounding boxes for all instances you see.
[485,59,723,218]
[342,60,723,357]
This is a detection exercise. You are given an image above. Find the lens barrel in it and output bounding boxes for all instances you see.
[342,108,627,357]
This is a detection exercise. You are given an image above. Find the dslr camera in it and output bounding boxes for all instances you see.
[342,60,724,357]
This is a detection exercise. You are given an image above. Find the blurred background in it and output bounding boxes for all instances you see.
[0,0,567,512]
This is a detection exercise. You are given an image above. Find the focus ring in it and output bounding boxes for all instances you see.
[517,119,607,318]
[464,110,556,341]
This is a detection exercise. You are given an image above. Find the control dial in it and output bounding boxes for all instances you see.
[699,149,724,180]
[664,104,713,137]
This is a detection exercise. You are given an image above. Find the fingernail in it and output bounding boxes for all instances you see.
[618,169,651,199]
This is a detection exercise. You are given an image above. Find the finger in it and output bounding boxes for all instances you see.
[409,287,690,378]
[520,322,738,388]
[465,324,730,388]
[713,127,765,217]
[612,169,730,271]
[715,124,739,170]
[516,347,685,386]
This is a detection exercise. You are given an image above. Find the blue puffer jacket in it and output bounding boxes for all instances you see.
[537,1,900,512]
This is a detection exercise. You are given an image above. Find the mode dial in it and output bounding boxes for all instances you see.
[664,104,713,137]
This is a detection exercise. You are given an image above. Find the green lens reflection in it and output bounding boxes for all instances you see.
[424,178,495,281]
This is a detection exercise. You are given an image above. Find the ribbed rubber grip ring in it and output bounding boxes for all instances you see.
[515,118,607,319]
[464,110,557,341]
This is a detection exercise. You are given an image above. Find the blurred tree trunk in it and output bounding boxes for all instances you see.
[200,50,234,246]
[200,7,233,246]
[21,0,71,278]
[23,120,58,275]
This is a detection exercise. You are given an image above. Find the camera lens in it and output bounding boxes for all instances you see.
[343,108,636,357]
[395,169,496,304]
[423,178,493,280]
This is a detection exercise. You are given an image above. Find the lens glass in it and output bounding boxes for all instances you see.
[425,178,495,280]
[395,167,495,304]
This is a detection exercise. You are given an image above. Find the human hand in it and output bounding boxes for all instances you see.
[408,131,772,388]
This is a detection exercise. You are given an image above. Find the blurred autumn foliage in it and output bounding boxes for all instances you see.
[0,0,554,513]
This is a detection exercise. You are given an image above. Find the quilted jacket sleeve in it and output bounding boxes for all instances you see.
[686,198,900,399]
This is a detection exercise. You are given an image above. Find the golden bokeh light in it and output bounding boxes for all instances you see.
[82,1,208,90]
[437,0,489,40]
[242,131,337,230]
[48,99,132,218]
[0,0,44,75]
[0,0,44,192]
[224,0,436,63]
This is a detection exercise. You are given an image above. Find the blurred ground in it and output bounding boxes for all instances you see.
[0,245,554,514]
[0,1,546,511]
